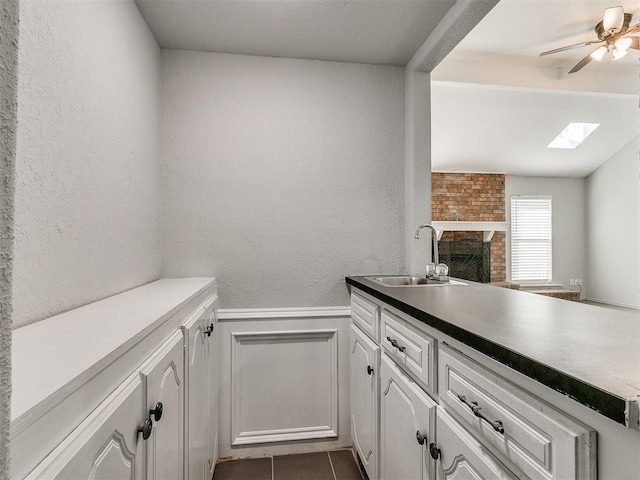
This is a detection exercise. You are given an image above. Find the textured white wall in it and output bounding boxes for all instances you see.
[0,0,19,475]
[13,1,162,328]
[586,137,639,308]
[505,176,587,289]
[161,51,404,308]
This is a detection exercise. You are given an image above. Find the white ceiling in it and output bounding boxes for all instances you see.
[133,0,638,178]
[432,0,640,177]
[134,0,456,66]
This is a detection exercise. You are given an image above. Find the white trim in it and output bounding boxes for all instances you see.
[218,306,351,321]
[230,329,339,445]
[584,297,640,311]
[431,221,509,242]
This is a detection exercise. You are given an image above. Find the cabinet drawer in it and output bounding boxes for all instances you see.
[381,308,436,394]
[434,406,516,480]
[438,344,595,480]
[351,292,380,342]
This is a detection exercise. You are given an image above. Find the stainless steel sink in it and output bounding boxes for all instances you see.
[366,276,467,287]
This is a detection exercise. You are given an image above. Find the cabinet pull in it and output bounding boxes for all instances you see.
[137,417,153,440]
[150,402,163,422]
[457,394,505,434]
[386,336,406,353]
[205,324,214,337]
[416,430,427,445]
[367,365,374,375]
[429,443,440,460]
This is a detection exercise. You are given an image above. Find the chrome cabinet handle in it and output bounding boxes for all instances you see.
[385,336,406,353]
[457,394,505,434]
[137,417,153,440]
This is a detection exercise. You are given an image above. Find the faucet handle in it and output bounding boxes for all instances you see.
[426,262,436,277]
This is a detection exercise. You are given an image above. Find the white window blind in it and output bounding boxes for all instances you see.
[510,196,552,283]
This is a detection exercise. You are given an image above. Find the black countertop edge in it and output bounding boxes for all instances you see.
[345,276,627,426]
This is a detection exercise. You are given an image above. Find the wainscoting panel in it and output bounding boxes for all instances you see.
[217,307,351,458]
[231,329,338,445]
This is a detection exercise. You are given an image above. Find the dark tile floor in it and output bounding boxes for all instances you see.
[213,449,366,480]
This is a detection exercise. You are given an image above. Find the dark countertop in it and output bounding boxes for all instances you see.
[346,275,640,428]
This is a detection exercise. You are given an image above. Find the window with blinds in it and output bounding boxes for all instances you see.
[510,196,552,283]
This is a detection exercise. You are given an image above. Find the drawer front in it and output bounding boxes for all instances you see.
[438,344,595,480]
[381,308,436,394]
[435,406,516,480]
[351,292,380,342]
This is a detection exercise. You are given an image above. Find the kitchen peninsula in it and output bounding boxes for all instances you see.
[346,275,640,479]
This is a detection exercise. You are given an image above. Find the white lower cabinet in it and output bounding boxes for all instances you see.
[24,331,186,480]
[349,289,597,480]
[139,331,185,480]
[24,374,145,480]
[379,354,435,480]
[432,407,516,480]
[182,302,219,480]
[205,307,219,477]
[350,323,380,480]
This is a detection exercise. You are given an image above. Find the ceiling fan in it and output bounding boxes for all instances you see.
[539,5,639,73]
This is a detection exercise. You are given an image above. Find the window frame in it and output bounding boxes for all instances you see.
[509,195,553,284]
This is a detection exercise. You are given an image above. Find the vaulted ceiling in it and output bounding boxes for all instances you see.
[431,0,639,177]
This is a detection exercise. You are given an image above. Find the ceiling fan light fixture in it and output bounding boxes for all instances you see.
[615,36,632,52]
[612,47,628,60]
[590,45,608,61]
[603,6,624,33]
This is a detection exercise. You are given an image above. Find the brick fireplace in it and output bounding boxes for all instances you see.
[432,173,506,283]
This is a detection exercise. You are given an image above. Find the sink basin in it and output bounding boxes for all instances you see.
[366,276,467,287]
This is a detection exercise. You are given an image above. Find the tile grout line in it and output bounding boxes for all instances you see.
[327,451,338,480]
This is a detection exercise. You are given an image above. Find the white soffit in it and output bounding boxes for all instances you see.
[134,0,456,65]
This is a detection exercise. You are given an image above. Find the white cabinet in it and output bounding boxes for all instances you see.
[140,331,185,480]
[432,407,516,480]
[350,323,380,480]
[438,343,595,480]
[348,288,597,480]
[381,308,436,395]
[205,303,219,477]
[24,374,145,480]
[182,297,219,480]
[351,292,380,341]
[12,279,218,480]
[25,331,187,480]
[379,354,435,480]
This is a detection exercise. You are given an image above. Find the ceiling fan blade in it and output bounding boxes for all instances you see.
[629,36,639,50]
[624,23,640,35]
[539,40,601,56]
[603,6,624,32]
[568,50,595,74]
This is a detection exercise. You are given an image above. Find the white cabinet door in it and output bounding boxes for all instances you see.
[140,331,184,480]
[350,323,380,480]
[433,407,516,480]
[183,310,208,480]
[24,374,144,480]
[379,354,435,480]
[205,311,218,476]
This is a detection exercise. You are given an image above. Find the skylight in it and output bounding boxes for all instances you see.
[547,123,599,149]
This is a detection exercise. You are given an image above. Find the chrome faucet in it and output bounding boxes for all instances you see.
[414,224,439,266]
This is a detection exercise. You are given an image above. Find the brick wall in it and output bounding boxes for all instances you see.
[432,173,506,282]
